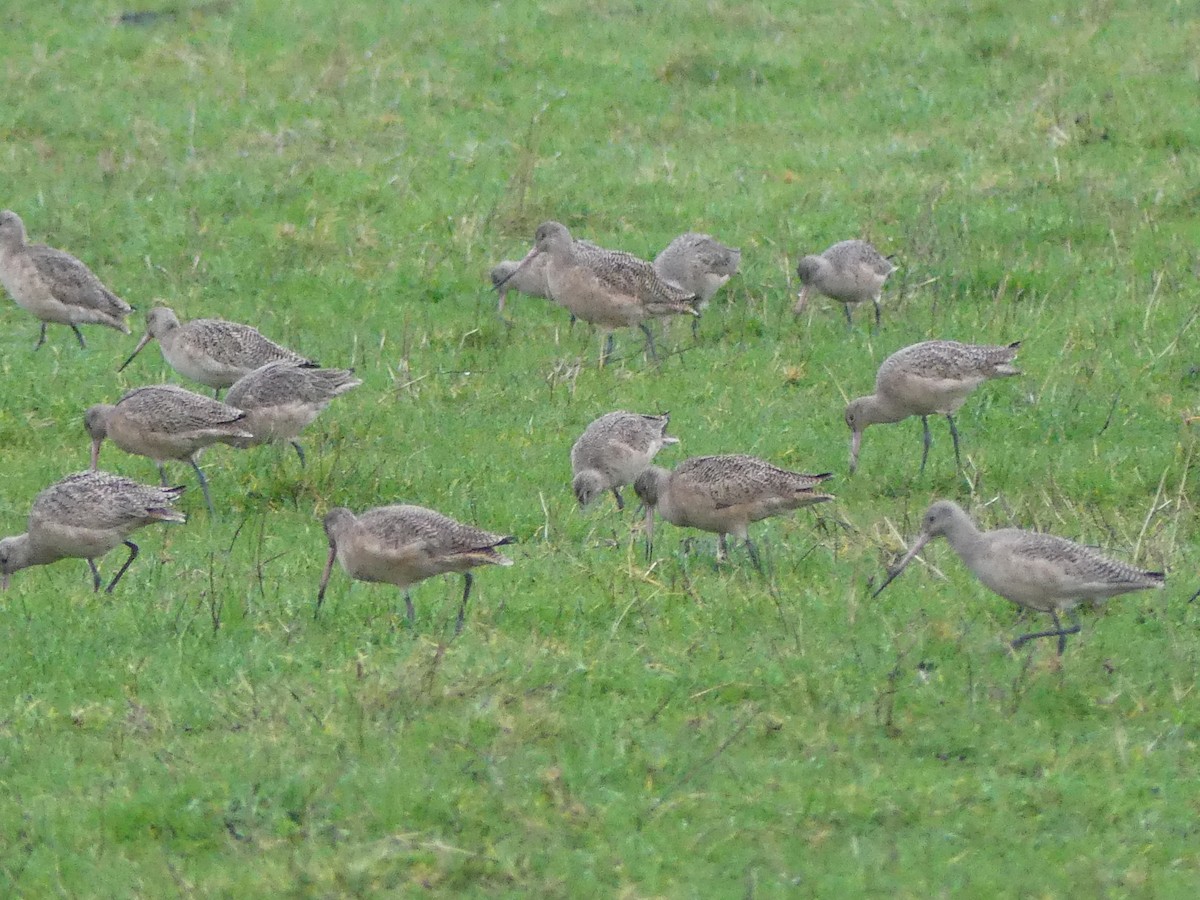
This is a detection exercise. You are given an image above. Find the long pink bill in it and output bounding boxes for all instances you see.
[315,542,338,618]
[492,245,540,293]
[849,429,863,475]
[643,503,656,562]
[792,285,810,316]
[117,331,154,373]
[871,532,933,599]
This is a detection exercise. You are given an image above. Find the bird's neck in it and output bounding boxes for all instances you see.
[858,394,910,426]
[940,517,984,561]
[3,534,56,571]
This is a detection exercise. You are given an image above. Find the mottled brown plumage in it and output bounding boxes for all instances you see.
[119,306,316,396]
[317,504,515,633]
[571,411,678,509]
[873,500,1165,653]
[500,221,699,364]
[225,361,361,466]
[653,232,740,312]
[846,340,1021,475]
[85,385,253,515]
[0,471,186,592]
[0,210,132,349]
[634,455,834,569]
[794,239,895,327]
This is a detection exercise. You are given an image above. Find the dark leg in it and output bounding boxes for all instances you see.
[1012,610,1081,655]
[600,333,615,366]
[34,323,47,351]
[403,592,416,625]
[717,533,729,562]
[290,441,307,468]
[157,463,169,487]
[639,323,660,363]
[189,457,216,515]
[213,388,223,400]
[105,541,140,593]
[88,559,102,592]
[455,572,473,635]
[70,324,87,349]
[745,537,764,574]
[919,416,932,474]
[691,315,700,341]
[946,415,962,472]
[1062,610,1082,654]
[843,305,854,329]
[873,299,882,330]
[611,487,624,511]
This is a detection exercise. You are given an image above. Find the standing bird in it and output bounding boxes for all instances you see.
[497,221,699,365]
[225,361,362,467]
[85,385,254,515]
[653,232,740,337]
[0,209,132,349]
[793,239,895,327]
[845,340,1021,475]
[316,504,515,634]
[0,470,186,593]
[118,306,316,397]
[634,455,834,570]
[491,238,600,320]
[571,411,678,510]
[872,500,1165,654]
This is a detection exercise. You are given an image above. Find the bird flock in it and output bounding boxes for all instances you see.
[0,209,1167,651]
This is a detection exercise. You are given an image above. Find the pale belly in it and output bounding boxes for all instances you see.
[31,522,126,561]
[162,342,248,389]
[659,494,747,538]
[242,403,324,443]
[109,415,199,462]
[0,256,82,324]
[547,265,646,328]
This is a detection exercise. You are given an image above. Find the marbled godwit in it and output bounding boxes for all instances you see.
[85,385,254,515]
[873,500,1165,654]
[0,471,185,592]
[316,504,515,633]
[225,361,361,466]
[491,238,599,319]
[571,411,678,510]
[653,232,740,337]
[633,455,834,570]
[793,239,895,327]
[118,306,316,397]
[498,221,699,365]
[0,210,132,349]
[845,340,1021,475]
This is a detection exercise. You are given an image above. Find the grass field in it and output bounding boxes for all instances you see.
[2,0,1199,895]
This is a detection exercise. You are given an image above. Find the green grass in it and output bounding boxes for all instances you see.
[2,0,1199,894]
